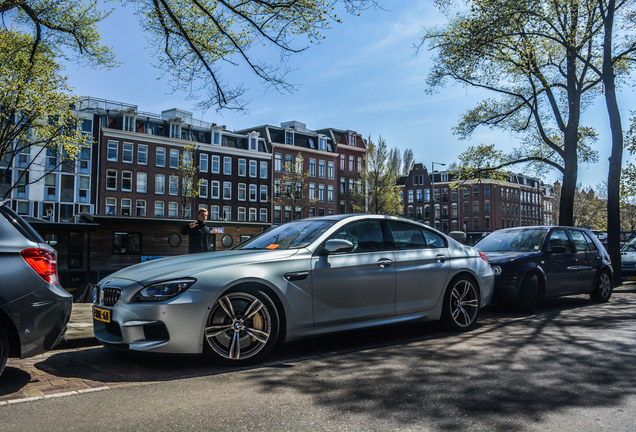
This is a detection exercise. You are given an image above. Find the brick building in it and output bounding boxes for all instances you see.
[401,164,546,244]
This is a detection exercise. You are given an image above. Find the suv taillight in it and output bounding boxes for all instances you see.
[21,248,59,284]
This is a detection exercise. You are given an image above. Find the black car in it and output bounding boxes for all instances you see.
[476,226,613,312]
[0,201,72,376]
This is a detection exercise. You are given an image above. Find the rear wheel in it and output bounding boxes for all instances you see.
[518,274,538,314]
[203,289,279,365]
[0,323,8,377]
[441,276,480,331]
[590,271,612,303]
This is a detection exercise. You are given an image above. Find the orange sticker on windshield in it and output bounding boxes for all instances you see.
[265,244,280,249]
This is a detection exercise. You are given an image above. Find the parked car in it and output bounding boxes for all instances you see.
[476,226,612,313]
[0,201,72,376]
[620,237,636,281]
[93,214,494,365]
[591,230,608,243]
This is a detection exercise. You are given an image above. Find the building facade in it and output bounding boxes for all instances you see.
[401,164,547,244]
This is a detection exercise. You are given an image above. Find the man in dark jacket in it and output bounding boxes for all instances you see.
[180,208,211,253]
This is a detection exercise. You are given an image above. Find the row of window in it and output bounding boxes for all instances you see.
[105,169,268,201]
[272,153,362,174]
[107,141,269,178]
[104,198,268,222]
[501,187,541,203]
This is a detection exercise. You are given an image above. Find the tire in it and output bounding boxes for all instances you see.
[590,271,612,303]
[518,274,538,314]
[0,323,8,377]
[441,276,480,331]
[203,288,279,365]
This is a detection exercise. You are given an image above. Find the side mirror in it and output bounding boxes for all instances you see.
[549,245,567,254]
[324,239,354,253]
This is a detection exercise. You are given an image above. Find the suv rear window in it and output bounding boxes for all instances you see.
[0,203,44,243]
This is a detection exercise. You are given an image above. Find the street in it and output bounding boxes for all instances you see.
[1,286,636,431]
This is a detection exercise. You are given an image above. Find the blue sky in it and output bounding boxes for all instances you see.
[63,1,636,190]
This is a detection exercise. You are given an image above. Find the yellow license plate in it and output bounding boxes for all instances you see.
[93,307,111,323]
[629,276,636,281]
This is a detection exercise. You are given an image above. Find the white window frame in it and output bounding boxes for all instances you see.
[211,180,220,199]
[105,197,116,215]
[200,153,208,172]
[107,141,118,162]
[122,142,134,163]
[137,144,148,165]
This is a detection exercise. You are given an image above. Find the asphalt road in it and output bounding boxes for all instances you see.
[1,287,636,431]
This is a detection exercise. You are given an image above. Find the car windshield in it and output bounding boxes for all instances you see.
[237,219,337,250]
[477,229,547,252]
[623,237,636,252]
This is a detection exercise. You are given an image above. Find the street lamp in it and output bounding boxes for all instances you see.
[431,162,445,227]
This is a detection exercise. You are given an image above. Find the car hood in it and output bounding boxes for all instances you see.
[481,251,540,264]
[102,249,301,285]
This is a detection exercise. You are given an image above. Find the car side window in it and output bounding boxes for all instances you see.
[330,220,385,253]
[582,231,599,253]
[387,222,426,249]
[569,230,591,252]
[422,229,447,248]
[548,229,572,253]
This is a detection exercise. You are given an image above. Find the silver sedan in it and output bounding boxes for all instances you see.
[93,214,494,365]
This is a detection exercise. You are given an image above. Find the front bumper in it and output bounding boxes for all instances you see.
[93,284,218,355]
[491,276,520,305]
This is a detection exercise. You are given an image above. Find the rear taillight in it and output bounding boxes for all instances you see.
[20,248,59,284]
[478,250,490,264]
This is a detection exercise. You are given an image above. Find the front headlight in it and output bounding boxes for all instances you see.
[491,265,502,276]
[134,278,196,302]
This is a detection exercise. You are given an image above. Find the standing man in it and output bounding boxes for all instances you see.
[180,208,211,253]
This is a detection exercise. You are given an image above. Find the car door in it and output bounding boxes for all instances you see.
[386,221,451,315]
[311,219,396,327]
[568,229,596,290]
[544,229,583,294]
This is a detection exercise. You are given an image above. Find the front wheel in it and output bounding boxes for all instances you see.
[441,276,480,331]
[590,271,612,303]
[203,289,279,365]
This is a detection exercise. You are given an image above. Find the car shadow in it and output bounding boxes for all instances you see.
[6,292,632,430]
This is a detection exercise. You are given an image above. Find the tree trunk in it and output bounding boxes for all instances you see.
[601,0,622,285]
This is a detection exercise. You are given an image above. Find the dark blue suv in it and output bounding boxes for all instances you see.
[476,226,612,312]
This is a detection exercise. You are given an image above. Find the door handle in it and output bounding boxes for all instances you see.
[436,254,447,263]
[377,259,393,268]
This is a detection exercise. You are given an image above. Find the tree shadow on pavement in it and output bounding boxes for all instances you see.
[19,292,636,431]
[241,293,636,431]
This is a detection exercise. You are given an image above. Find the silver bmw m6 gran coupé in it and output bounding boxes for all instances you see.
[93,214,494,365]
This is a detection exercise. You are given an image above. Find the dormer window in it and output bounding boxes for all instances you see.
[250,137,257,151]
[170,123,180,139]
[285,131,294,145]
[348,135,356,146]
[309,138,315,149]
[213,131,220,145]
[124,115,135,132]
[319,138,326,151]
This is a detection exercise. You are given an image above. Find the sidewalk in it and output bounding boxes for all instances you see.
[57,303,98,350]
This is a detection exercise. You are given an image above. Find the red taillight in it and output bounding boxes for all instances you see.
[20,248,59,284]
[478,250,490,264]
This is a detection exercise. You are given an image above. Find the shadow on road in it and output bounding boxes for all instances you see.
[17,292,636,431]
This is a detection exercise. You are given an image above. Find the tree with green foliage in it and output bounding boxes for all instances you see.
[0,29,93,199]
[1,0,378,112]
[271,153,317,221]
[353,136,402,216]
[176,143,203,219]
[420,0,605,227]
